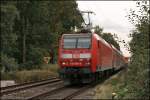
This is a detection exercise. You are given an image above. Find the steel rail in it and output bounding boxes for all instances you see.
[26,85,66,100]
[63,85,91,100]
[1,78,61,96]
[1,77,57,90]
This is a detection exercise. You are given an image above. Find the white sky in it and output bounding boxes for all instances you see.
[77,1,138,57]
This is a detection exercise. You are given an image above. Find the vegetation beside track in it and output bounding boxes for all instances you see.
[113,1,149,99]
[95,1,149,99]
[94,1,149,99]
[93,69,127,99]
[1,64,59,84]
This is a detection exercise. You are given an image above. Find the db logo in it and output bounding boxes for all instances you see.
[73,54,80,58]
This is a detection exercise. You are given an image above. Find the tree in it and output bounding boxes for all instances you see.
[115,1,149,99]
[94,25,103,36]
[94,25,120,50]
[102,33,120,50]
[1,1,84,70]
[1,1,19,72]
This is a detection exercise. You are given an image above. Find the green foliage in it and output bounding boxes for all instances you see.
[102,33,120,50]
[1,1,83,71]
[111,79,118,86]
[115,1,150,99]
[1,53,18,72]
[27,47,47,67]
[1,64,59,83]
[19,47,47,70]
[94,25,103,36]
[1,2,19,57]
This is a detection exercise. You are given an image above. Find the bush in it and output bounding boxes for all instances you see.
[19,46,49,70]
[1,53,18,72]
[27,47,44,65]
[40,64,59,73]
[1,64,59,83]
[113,1,150,98]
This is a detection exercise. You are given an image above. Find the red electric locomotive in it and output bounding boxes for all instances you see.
[58,32,126,85]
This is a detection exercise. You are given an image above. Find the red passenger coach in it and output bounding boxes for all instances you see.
[58,32,126,85]
[111,44,125,70]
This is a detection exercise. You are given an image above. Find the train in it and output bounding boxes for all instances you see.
[58,32,127,85]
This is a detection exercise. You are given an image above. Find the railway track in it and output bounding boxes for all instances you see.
[1,69,124,99]
[1,77,93,99]
[0,77,61,96]
[26,84,94,100]
[26,85,66,100]
[63,85,92,100]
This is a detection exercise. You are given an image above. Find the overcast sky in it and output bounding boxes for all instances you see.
[77,1,138,57]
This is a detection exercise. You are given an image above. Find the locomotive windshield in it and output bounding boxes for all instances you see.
[63,38,76,48]
[63,35,91,49]
[77,38,91,48]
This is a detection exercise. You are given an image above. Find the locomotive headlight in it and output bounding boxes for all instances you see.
[80,53,91,58]
[62,62,66,65]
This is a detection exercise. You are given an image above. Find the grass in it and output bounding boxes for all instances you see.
[93,69,127,99]
[1,64,59,84]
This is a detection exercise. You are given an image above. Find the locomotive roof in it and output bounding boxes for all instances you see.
[62,33,92,38]
[94,33,123,56]
[94,33,112,49]
[111,44,123,56]
[112,44,123,55]
[63,33,92,35]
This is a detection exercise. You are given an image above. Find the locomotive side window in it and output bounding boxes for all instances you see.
[63,38,76,49]
[77,38,91,48]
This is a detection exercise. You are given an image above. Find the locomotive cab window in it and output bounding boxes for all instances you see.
[63,35,91,49]
[77,38,91,48]
[63,38,76,49]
